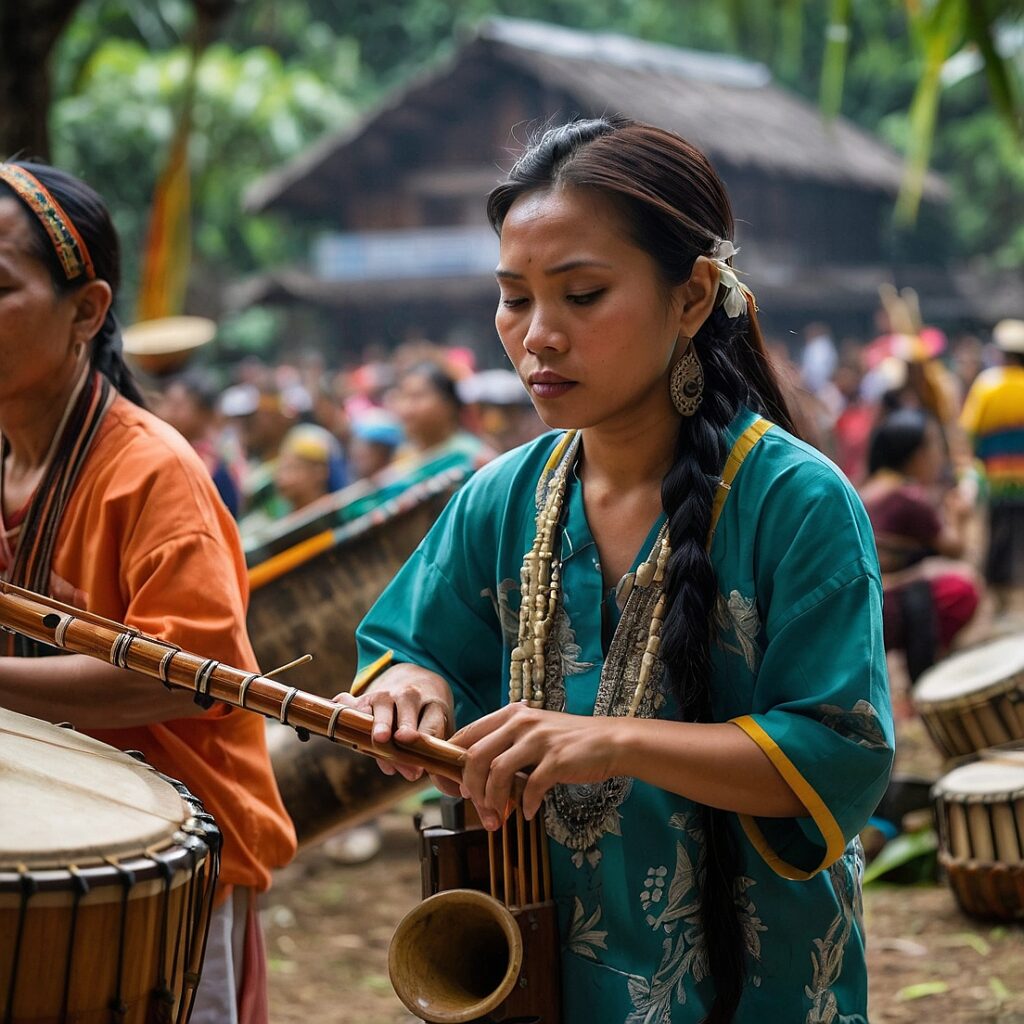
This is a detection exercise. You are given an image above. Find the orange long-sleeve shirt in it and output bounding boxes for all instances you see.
[48,395,296,892]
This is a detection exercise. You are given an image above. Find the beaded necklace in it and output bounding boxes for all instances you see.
[508,429,671,715]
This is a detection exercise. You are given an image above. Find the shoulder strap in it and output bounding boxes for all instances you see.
[706,417,774,552]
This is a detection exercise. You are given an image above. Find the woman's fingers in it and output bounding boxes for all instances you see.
[521,760,557,821]
[460,708,537,827]
[484,748,529,825]
[369,693,396,744]
[331,690,368,709]
[417,699,452,739]
[393,687,428,742]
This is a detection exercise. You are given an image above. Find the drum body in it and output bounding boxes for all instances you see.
[932,757,1024,921]
[0,709,220,1023]
[912,635,1024,759]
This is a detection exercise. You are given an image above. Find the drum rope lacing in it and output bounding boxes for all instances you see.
[3,870,37,1024]
[58,866,89,1022]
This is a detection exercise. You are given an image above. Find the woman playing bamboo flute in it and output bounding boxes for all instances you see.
[336,118,894,1024]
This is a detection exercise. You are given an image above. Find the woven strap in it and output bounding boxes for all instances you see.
[2,370,112,656]
[706,417,774,551]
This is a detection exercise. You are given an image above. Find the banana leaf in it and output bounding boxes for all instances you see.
[864,827,939,885]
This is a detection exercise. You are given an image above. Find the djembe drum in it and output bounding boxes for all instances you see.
[0,708,220,1023]
[912,635,1024,759]
[932,753,1024,921]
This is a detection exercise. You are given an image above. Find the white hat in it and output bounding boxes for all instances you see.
[122,316,216,374]
[219,383,260,418]
[993,319,1024,354]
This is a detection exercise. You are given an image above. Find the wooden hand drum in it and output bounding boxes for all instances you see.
[932,755,1024,921]
[0,707,220,1024]
[913,635,1024,759]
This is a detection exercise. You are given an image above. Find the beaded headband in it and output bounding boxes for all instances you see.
[0,163,96,282]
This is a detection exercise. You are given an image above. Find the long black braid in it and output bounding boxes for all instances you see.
[661,308,760,1022]
[489,116,799,1024]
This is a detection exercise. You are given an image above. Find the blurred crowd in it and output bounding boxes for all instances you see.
[150,341,545,541]
[145,299,1024,694]
[770,301,1024,691]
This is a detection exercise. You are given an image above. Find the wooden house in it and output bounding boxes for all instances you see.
[239,17,985,360]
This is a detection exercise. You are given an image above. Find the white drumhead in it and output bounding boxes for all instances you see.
[935,757,1024,798]
[914,635,1024,703]
[0,708,189,869]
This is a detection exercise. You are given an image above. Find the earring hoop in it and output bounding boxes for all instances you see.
[670,340,704,417]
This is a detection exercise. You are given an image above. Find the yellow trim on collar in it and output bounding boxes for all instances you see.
[706,418,773,551]
[542,430,578,474]
[350,649,394,696]
[730,714,846,880]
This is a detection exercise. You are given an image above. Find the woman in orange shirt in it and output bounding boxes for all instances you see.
[0,161,296,1023]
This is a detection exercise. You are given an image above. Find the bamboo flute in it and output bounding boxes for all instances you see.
[0,581,467,784]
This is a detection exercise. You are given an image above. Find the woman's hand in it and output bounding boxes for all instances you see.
[452,704,620,829]
[332,663,457,789]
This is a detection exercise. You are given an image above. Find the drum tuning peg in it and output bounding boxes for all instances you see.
[294,727,311,742]
[263,654,314,679]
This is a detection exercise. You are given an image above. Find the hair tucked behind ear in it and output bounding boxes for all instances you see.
[489,117,798,1024]
[0,161,147,408]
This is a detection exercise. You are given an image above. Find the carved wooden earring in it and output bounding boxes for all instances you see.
[670,341,703,416]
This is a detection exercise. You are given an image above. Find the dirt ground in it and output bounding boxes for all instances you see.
[263,639,1024,1024]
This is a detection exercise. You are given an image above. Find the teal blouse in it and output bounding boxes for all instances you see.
[355,407,894,1023]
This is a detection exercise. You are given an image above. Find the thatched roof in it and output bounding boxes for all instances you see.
[246,17,947,217]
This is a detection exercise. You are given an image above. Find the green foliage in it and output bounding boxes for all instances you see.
[48,0,1023,311]
[51,30,357,316]
[863,827,938,885]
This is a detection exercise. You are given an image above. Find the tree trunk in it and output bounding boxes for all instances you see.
[0,0,83,159]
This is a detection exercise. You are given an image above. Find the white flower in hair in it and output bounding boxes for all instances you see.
[708,238,750,319]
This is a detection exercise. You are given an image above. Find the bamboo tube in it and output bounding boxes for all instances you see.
[515,808,527,908]
[0,582,468,782]
[502,821,512,907]
[540,816,553,901]
[529,816,540,904]
[488,829,499,901]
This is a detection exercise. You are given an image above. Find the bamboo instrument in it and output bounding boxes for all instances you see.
[0,580,466,784]
[0,580,558,1023]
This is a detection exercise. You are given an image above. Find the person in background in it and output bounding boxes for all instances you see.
[348,408,403,482]
[860,409,980,679]
[390,361,493,471]
[949,333,985,405]
[272,423,343,516]
[312,376,352,457]
[960,318,1024,614]
[799,321,838,397]
[831,353,874,486]
[220,382,297,522]
[457,368,545,453]
[158,369,242,517]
